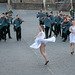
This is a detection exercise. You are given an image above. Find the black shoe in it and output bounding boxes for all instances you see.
[45,61,49,65]
[71,52,74,55]
[9,37,12,39]
[4,40,6,42]
[62,39,66,42]
[49,35,51,38]
[17,40,19,41]
[19,39,21,41]
[56,33,58,37]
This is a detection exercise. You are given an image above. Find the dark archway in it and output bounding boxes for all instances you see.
[0,0,7,3]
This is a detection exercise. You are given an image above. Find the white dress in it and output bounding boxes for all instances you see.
[30,31,56,49]
[70,26,75,43]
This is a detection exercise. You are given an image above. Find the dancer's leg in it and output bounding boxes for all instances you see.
[40,43,48,62]
[71,43,74,55]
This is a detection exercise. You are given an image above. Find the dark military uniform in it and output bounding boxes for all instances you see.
[1,17,7,41]
[55,16,61,36]
[49,15,57,37]
[6,16,12,39]
[37,12,45,25]
[61,21,71,42]
[44,17,52,38]
[0,17,3,41]
[13,19,23,41]
[70,9,75,19]
[8,10,13,24]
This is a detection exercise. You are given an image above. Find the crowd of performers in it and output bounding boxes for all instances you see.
[36,7,75,42]
[0,7,75,65]
[0,8,24,42]
[34,8,75,64]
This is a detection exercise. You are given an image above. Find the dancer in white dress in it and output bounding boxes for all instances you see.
[69,21,75,55]
[30,26,56,65]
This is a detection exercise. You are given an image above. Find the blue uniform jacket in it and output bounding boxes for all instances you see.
[61,18,65,23]
[50,15,55,24]
[55,16,62,26]
[0,17,6,28]
[13,19,22,29]
[0,18,3,29]
[61,21,72,33]
[44,17,52,28]
[6,16,11,26]
[37,13,45,23]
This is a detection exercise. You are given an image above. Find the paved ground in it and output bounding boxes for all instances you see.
[0,3,75,75]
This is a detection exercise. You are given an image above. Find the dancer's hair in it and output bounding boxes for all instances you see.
[40,25,44,31]
[50,11,53,14]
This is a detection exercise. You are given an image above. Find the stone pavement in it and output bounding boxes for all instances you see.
[0,3,75,75]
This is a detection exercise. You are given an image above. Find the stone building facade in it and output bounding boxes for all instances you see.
[0,0,7,3]
[11,0,55,10]
[0,0,75,10]
[13,0,55,4]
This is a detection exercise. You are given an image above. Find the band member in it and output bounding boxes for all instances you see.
[61,18,71,42]
[70,6,75,20]
[44,15,52,38]
[59,11,63,36]
[13,15,24,41]
[54,12,59,34]
[49,11,57,37]
[69,21,75,55]
[61,14,67,39]
[59,11,63,18]
[36,9,45,25]
[0,14,3,41]
[45,9,48,15]
[1,13,7,41]
[8,8,13,24]
[55,12,61,36]
[6,13,12,39]
[67,14,73,22]
[30,25,56,65]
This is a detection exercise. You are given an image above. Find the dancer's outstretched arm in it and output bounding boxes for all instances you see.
[34,32,42,39]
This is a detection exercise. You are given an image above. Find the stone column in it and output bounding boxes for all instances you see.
[8,0,10,8]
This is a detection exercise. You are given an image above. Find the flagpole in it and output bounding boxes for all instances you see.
[43,0,46,9]
[8,0,10,8]
[71,0,73,8]
[43,0,46,14]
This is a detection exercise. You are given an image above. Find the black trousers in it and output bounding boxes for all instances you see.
[39,20,44,25]
[57,24,61,36]
[0,29,2,41]
[2,26,6,41]
[54,23,58,34]
[49,23,57,37]
[62,30,70,41]
[45,27,49,39]
[15,27,21,41]
[6,25,11,38]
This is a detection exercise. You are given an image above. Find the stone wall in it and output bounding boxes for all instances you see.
[0,0,7,3]
[12,2,55,10]
[73,0,75,8]
[11,0,55,10]
[13,0,55,4]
